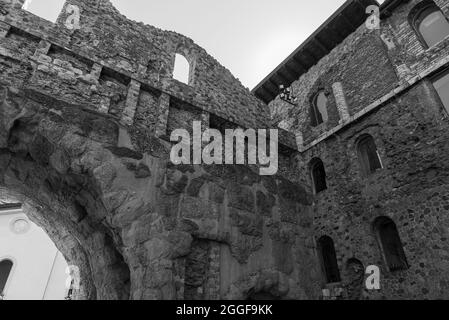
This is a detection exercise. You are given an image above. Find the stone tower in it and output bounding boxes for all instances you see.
[0,0,318,300]
[254,0,449,300]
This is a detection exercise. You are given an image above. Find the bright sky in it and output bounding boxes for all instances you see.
[24,0,374,89]
[109,0,349,89]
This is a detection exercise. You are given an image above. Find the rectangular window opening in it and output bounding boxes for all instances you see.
[22,0,66,23]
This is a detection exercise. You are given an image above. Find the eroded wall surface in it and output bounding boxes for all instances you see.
[269,0,449,300]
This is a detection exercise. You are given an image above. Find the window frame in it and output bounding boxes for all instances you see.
[310,90,329,127]
[410,1,449,49]
[373,217,409,272]
[430,67,449,115]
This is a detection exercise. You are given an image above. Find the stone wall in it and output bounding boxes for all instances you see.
[268,0,449,299]
[0,0,319,300]
[0,0,270,130]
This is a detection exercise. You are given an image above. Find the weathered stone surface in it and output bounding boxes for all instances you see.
[265,0,449,300]
[181,196,217,219]
[229,208,263,237]
[107,147,143,160]
[256,191,276,217]
[208,183,225,204]
[227,183,255,212]
[277,177,310,205]
[124,162,151,179]
[0,16,317,298]
[273,241,294,275]
[8,0,448,302]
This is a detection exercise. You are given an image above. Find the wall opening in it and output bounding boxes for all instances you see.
[432,67,449,114]
[373,216,409,272]
[310,158,327,194]
[22,0,66,23]
[173,53,191,85]
[317,236,341,284]
[0,203,72,300]
[0,259,14,299]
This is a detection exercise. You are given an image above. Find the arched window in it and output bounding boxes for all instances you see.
[310,90,329,127]
[310,158,327,194]
[0,259,14,297]
[373,217,409,272]
[173,53,190,85]
[357,135,383,176]
[317,236,341,284]
[410,1,449,48]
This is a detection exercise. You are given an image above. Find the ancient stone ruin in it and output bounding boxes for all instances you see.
[1,0,449,300]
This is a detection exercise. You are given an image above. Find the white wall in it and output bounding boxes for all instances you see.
[0,211,68,300]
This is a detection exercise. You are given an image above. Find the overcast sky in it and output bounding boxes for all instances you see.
[109,0,350,89]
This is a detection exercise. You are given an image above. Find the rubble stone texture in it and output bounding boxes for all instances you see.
[1,0,449,300]
[0,0,318,300]
[268,0,449,300]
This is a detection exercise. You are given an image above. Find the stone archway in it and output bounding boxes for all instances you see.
[0,85,136,299]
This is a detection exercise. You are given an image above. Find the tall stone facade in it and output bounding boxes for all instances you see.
[265,0,449,300]
[0,0,319,300]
